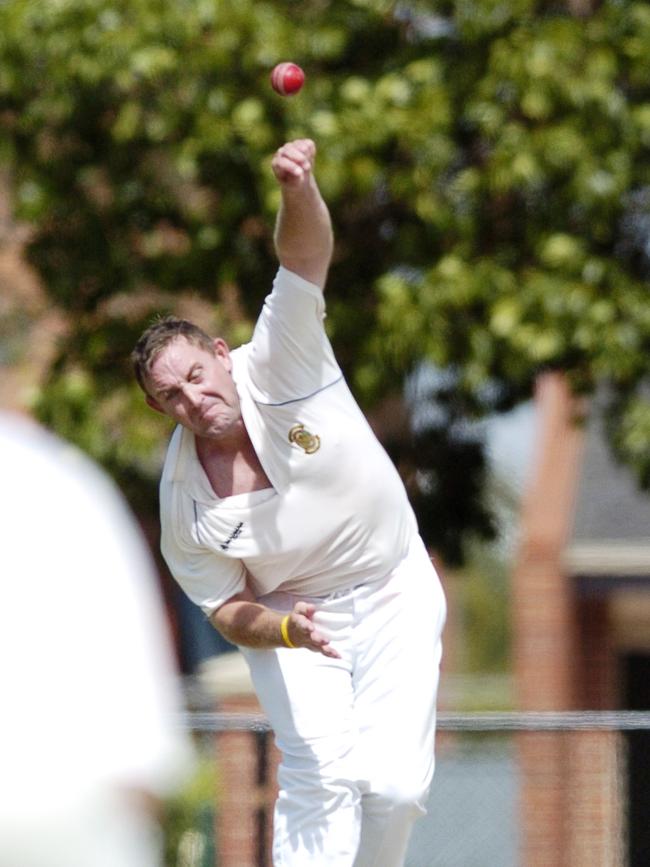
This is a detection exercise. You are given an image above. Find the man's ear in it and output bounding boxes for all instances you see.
[213,337,232,372]
[145,394,165,414]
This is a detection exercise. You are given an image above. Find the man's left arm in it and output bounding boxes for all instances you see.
[272,139,334,290]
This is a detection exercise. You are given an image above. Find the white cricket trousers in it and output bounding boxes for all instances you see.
[242,535,446,867]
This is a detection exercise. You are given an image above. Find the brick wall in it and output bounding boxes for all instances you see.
[512,372,623,866]
[214,693,280,867]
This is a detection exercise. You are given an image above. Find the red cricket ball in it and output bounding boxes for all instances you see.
[270,62,305,96]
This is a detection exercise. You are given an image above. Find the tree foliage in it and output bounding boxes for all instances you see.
[1,0,649,559]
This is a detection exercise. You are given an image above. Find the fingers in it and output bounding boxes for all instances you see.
[293,600,316,619]
[272,139,316,184]
[317,643,342,659]
[311,634,342,659]
[287,601,341,658]
[303,624,340,657]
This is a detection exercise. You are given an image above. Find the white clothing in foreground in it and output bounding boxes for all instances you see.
[160,267,417,613]
[245,535,446,867]
[0,414,192,867]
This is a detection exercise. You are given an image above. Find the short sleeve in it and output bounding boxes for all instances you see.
[245,267,341,404]
[160,485,247,616]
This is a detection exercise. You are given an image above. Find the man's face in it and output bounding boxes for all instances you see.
[145,337,242,440]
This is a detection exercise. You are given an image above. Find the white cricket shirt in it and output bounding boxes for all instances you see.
[160,267,418,614]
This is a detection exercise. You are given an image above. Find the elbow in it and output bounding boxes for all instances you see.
[278,249,332,290]
[208,587,257,643]
[209,601,237,641]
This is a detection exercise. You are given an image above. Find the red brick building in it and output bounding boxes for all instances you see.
[513,372,650,867]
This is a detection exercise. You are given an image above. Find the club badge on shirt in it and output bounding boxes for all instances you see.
[288,423,321,454]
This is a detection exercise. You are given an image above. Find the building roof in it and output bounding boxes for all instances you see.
[563,400,650,578]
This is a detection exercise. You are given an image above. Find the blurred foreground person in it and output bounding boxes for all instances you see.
[0,413,191,867]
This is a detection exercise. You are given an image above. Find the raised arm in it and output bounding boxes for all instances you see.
[271,139,334,289]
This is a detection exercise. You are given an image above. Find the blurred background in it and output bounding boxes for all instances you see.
[1,0,650,864]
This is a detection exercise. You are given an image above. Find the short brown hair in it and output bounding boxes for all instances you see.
[131,316,216,394]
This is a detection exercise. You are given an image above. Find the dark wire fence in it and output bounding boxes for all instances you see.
[176,711,650,867]
[183,709,650,733]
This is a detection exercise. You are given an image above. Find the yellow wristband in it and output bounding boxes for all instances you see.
[280,614,297,649]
